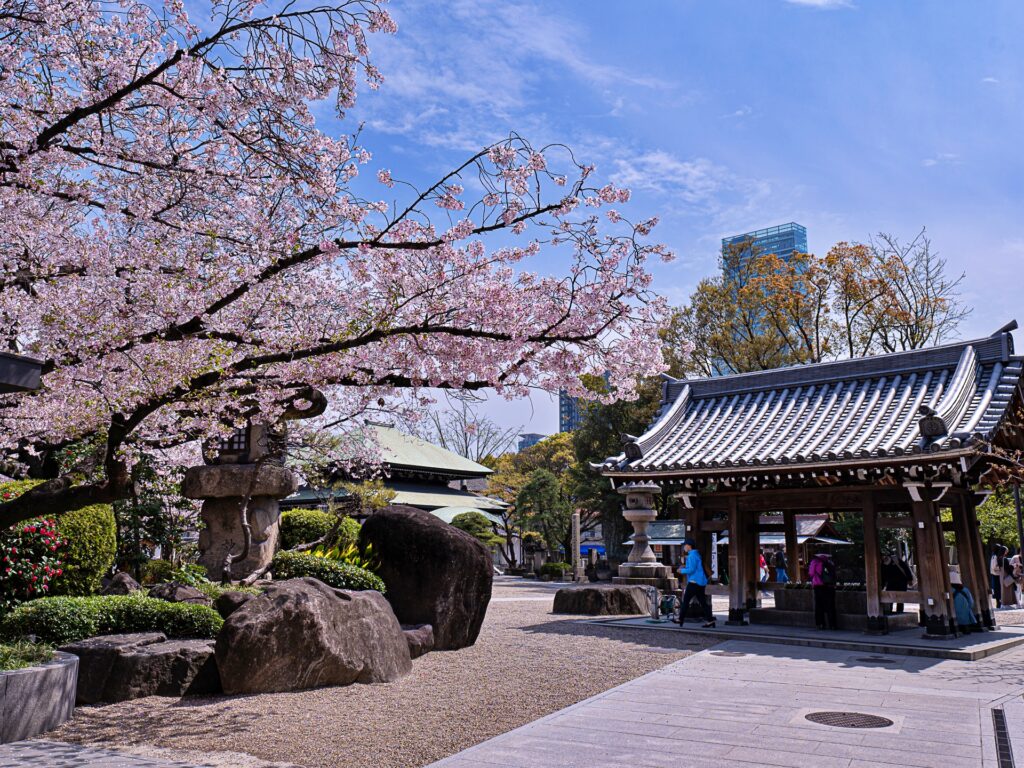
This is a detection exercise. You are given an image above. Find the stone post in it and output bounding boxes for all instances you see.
[613,481,676,590]
[571,511,585,582]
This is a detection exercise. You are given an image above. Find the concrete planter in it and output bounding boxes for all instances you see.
[0,651,78,744]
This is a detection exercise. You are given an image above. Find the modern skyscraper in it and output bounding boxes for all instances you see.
[558,389,583,433]
[517,432,545,452]
[721,222,807,280]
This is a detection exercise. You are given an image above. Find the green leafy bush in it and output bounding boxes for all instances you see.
[271,550,385,593]
[540,562,570,577]
[52,502,118,596]
[141,559,176,585]
[279,509,334,549]
[0,480,117,597]
[0,640,54,671]
[279,509,360,551]
[0,594,223,645]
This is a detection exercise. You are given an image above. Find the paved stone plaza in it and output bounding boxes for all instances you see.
[0,741,210,768]
[431,638,1024,767]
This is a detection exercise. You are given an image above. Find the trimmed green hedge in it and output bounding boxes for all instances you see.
[0,594,223,645]
[0,480,116,597]
[540,562,571,577]
[271,550,385,593]
[279,509,360,551]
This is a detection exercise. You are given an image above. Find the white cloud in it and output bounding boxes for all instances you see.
[981,77,1000,84]
[784,0,854,7]
[721,105,753,119]
[922,152,961,167]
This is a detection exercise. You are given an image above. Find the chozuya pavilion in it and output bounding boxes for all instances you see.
[599,322,1024,637]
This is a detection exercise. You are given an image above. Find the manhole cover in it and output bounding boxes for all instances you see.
[710,651,747,657]
[855,656,896,664]
[805,711,894,729]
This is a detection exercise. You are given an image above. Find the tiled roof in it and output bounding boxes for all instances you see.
[367,424,492,478]
[603,326,1023,477]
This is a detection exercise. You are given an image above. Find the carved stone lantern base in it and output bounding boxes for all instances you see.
[183,464,297,578]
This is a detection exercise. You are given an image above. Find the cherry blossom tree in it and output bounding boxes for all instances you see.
[0,1,669,526]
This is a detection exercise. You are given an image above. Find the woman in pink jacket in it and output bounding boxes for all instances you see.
[808,552,838,630]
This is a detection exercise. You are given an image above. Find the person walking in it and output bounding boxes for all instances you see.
[1011,551,1024,609]
[773,548,789,584]
[992,545,1007,608]
[881,552,912,614]
[675,538,716,628]
[808,551,838,630]
[1002,548,1019,609]
[759,549,769,583]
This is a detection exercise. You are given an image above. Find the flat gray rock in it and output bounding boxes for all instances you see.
[552,585,653,616]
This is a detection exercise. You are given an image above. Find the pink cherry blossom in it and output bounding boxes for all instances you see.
[0,1,669,526]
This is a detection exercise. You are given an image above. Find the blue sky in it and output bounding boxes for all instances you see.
[339,0,1024,435]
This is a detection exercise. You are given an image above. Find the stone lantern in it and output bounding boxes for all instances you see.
[182,423,297,579]
[612,481,677,590]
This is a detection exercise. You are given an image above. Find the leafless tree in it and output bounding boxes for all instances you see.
[426,395,521,462]
[869,229,971,352]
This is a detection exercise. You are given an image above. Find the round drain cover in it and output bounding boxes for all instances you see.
[710,651,747,657]
[805,711,894,729]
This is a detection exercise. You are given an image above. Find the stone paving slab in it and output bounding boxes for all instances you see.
[430,639,1024,767]
[0,740,210,768]
[594,612,1024,659]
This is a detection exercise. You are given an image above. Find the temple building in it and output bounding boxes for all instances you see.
[282,423,506,525]
[601,323,1024,636]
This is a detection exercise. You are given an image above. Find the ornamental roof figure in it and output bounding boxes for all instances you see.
[601,321,1023,482]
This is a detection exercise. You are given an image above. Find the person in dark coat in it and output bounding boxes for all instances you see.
[881,553,911,614]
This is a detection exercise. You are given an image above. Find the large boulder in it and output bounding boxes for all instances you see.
[58,633,220,704]
[148,581,213,607]
[101,572,142,595]
[359,505,492,650]
[552,585,654,616]
[214,577,411,695]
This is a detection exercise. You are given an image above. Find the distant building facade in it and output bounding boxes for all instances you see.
[558,389,583,432]
[721,222,807,281]
[517,432,545,452]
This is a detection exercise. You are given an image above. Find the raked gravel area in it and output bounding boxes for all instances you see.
[46,578,714,768]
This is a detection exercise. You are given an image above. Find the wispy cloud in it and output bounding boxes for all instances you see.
[784,0,854,8]
[981,76,1000,84]
[922,152,961,167]
[721,105,753,119]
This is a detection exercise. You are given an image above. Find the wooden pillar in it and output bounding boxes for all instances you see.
[911,496,956,637]
[862,492,886,634]
[950,493,982,629]
[744,510,760,610]
[962,491,996,629]
[783,510,799,582]
[726,497,748,624]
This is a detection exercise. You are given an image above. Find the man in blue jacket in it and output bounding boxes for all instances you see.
[675,538,716,628]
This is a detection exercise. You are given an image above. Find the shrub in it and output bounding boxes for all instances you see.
[0,594,223,645]
[279,509,360,551]
[141,559,176,585]
[0,480,117,597]
[279,509,334,549]
[540,562,571,577]
[0,517,67,613]
[0,640,54,671]
[271,550,385,593]
[450,512,502,547]
[52,502,118,596]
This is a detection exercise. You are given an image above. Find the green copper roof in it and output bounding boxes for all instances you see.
[368,424,493,478]
[282,480,506,512]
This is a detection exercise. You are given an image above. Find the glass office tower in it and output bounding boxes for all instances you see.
[721,222,807,279]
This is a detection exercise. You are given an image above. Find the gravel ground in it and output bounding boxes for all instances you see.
[50,578,714,768]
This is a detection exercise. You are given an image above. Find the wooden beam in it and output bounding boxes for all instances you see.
[911,497,956,637]
[876,517,913,529]
[784,510,799,582]
[726,497,747,625]
[959,490,996,629]
[862,492,886,633]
